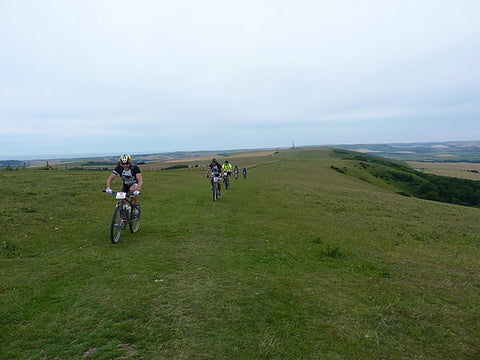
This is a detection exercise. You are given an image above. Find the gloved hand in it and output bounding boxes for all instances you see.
[105,188,113,194]
[133,190,141,196]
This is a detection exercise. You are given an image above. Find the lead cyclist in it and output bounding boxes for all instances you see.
[105,154,143,213]
[206,158,224,191]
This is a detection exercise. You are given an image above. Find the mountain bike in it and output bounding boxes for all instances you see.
[211,174,221,202]
[104,190,141,243]
[223,172,230,189]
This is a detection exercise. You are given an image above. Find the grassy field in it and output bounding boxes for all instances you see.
[1,148,479,359]
[408,161,480,181]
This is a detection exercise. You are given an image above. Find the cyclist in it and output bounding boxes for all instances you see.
[243,167,247,179]
[105,154,143,212]
[233,165,239,180]
[222,160,233,187]
[206,158,224,193]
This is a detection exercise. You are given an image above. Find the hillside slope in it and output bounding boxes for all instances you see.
[329,148,480,207]
[1,148,479,359]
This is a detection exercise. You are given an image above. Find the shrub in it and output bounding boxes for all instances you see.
[163,164,189,170]
[331,165,347,174]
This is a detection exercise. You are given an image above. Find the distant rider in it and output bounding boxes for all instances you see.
[105,154,143,212]
[233,165,239,180]
[243,167,247,179]
[222,160,233,186]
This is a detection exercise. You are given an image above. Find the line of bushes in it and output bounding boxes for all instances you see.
[374,167,480,206]
[162,164,189,170]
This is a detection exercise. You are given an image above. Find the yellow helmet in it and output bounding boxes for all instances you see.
[119,154,131,164]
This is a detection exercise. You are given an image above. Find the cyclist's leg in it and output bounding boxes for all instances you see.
[129,183,140,206]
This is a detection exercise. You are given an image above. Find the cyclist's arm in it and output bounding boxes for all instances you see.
[106,172,117,189]
[135,173,143,191]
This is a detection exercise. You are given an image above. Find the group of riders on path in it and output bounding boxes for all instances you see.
[103,154,248,242]
[206,158,247,195]
[105,154,248,209]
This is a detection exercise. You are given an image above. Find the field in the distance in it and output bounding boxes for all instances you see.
[408,161,480,180]
[1,148,479,359]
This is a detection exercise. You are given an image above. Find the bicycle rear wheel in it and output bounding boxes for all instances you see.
[110,206,125,244]
[129,206,141,233]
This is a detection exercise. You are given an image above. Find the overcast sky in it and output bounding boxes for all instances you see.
[1,0,479,159]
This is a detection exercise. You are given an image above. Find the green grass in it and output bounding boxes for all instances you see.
[1,148,479,359]
[330,148,480,206]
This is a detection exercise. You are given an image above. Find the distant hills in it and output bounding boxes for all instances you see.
[0,148,273,169]
[2,140,480,169]
[331,140,480,162]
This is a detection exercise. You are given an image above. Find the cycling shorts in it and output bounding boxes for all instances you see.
[122,182,138,193]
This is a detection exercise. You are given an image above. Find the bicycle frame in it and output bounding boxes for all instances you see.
[114,191,136,211]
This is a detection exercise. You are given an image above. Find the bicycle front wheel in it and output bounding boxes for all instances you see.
[212,183,217,202]
[110,206,125,244]
[129,207,141,233]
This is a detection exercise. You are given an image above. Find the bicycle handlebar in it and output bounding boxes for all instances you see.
[103,190,140,197]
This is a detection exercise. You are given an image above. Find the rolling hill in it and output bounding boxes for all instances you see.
[1,148,478,359]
